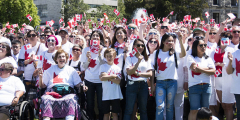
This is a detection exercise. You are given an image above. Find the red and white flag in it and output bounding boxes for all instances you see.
[90,40,100,46]
[24,44,32,50]
[88,19,92,22]
[10,29,15,34]
[59,18,63,24]
[143,9,147,12]
[205,11,210,18]
[203,26,208,32]
[75,14,82,21]
[100,18,105,23]
[106,20,110,23]
[162,17,167,22]
[227,13,236,20]
[22,23,26,27]
[201,21,205,24]
[184,15,191,21]
[221,38,230,45]
[129,48,138,57]
[33,55,43,60]
[214,69,222,77]
[103,13,108,20]
[130,34,139,40]
[169,11,174,15]
[123,18,127,23]
[92,23,96,28]
[210,19,215,23]
[134,19,138,26]
[26,14,33,21]
[114,9,120,16]
[215,48,221,54]
[11,24,18,28]
[46,21,52,27]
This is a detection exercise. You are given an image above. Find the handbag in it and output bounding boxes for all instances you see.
[52,84,74,96]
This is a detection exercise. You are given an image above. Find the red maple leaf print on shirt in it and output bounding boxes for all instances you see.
[191,64,201,77]
[114,58,119,65]
[235,58,240,76]
[53,72,63,84]
[43,58,52,72]
[0,85,2,90]
[107,70,114,84]
[88,59,97,69]
[25,51,33,64]
[130,64,141,79]
[157,58,167,72]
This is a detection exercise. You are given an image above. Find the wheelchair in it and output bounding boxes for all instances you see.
[8,101,34,120]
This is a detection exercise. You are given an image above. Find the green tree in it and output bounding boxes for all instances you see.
[62,0,90,24]
[0,0,40,28]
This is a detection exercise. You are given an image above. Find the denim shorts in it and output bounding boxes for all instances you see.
[188,83,212,110]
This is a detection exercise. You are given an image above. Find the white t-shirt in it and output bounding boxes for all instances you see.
[62,41,73,54]
[80,47,106,83]
[18,42,47,80]
[230,50,240,94]
[42,65,81,89]
[150,50,180,80]
[0,56,18,69]
[0,76,25,106]
[69,57,85,71]
[207,41,217,50]
[125,56,153,81]
[37,50,56,72]
[99,63,123,100]
[183,49,212,67]
[228,42,239,51]
[187,55,215,87]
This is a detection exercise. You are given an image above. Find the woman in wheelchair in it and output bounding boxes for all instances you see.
[0,62,25,120]
[38,49,88,120]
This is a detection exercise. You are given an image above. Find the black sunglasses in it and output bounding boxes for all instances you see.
[149,40,158,44]
[69,36,75,38]
[161,26,168,29]
[149,32,157,35]
[47,39,55,42]
[199,44,207,48]
[194,36,205,40]
[128,26,136,30]
[209,32,217,35]
[0,45,6,49]
[233,31,240,34]
[27,34,36,38]
[72,48,81,51]
[136,44,145,48]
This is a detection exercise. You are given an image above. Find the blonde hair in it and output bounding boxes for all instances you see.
[104,48,116,58]
[75,35,86,49]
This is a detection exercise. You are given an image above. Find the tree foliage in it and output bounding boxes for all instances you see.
[0,0,40,27]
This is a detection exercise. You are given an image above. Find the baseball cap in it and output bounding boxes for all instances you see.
[59,29,68,34]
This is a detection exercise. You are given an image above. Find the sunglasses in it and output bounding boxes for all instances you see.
[136,44,145,48]
[149,40,158,44]
[27,34,36,38]
[0,45,6,49]
[199,44,207,48]
[128,26,136,30]
[72,48,81,51]
[233,31,240,34]
[69,36,75,38]
[161,26,168,29]
[149,32,157,35]
[188,38,192,42]
[209,32,217,35]
[194,36,205,40]
[47,39,55,42]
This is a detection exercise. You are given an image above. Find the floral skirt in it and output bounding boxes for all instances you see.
[40,94,81,119]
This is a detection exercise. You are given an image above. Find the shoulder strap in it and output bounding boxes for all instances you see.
[174,51,178,69]
[78,61,81,71]
[154,49,160,71]
[69,59,72,66]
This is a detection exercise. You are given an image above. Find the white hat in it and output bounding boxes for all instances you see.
[55,35,62,46]
[0,37,11,47]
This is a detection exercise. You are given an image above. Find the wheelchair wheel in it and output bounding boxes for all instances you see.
[19,101,34,120]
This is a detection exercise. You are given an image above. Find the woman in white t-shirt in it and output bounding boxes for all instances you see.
[0,62,25,119]
[150,33,186,120]
[80,30,106,120]
[187,39,216,120]
[39,49,87,120]
[124,39,153,120]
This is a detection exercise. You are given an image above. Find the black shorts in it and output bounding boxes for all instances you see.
[102,99,120,114]
[0,105,12,117]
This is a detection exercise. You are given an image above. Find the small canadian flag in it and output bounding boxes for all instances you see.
[123,18,127,23]
[143,9,147,12]
[24,44,32,50]
[88,19,92,22]
[162,17,167,22]
[22,23,26,27]
[215,48,221,54]
[184,15,191,21]
[33,55,43,60]
[106,20,110,23]
[169,11,174,15]
[103,13,108,20]
[59,18,63,24]
[221,38,230,45]
[201,21,205,24]
[129,48,138,57]
[227,13,236,20]
[90,40,100,46]
[214,69,222,77]
[205,11,210,18]
[75,14,82,21]
[113,9,120,16]
[11,24,18,28]
[26,14,33,21]
[130,34,139,40]
[210,19,215,23]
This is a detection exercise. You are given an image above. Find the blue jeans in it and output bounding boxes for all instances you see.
[235,94,240,119]
[155,79,177,120]
[85,80,103,120]
[124,80,148,120]
[188,84,211,110]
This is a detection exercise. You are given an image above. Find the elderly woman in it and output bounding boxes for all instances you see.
[39,49,87,120]
[0,63,25,120]
[74,35,86,49]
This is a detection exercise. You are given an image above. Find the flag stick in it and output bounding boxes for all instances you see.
[28,20,32,25]
[113,16,118,22]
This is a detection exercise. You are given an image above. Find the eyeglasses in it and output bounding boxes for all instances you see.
[136,44,145,48]
[209,32,217,35]
[161,26,168,29]
[47,39,55,42]
[233,31,240,34]
[149,32,157,35]
[69,35,75,38]
[149,40,158,44]
[188,38,192,42]
[198,44,207,48]
[72,48,81,51]
[27,34,36,38]
[194,36,205,40]
[165,32,177,37]
[0,45,6,49]
[128,26,136,30]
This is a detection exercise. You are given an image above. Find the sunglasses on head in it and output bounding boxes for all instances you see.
[161,26,168,29]
[0,45,6,49]
[149,40,158,44]
[27,34,36,38]
[47,39,55,42]
[149,32,157,35]
[128,26,136,30]
[209,32,217,35]
[199,44,207,48]
[233,31,240,34]
[72,48,81,51]
[136,44,145,48]
[194,36,205,40]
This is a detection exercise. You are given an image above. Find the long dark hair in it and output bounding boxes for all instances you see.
[191,40,208,59]
[133,39,148,61]
[159,33,175,56]
[147,38,160,55]
[90,30,105,47]
[111,27,127,48]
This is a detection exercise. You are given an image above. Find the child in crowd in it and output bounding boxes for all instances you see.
[99,48,123,120]
[197,107,219,120]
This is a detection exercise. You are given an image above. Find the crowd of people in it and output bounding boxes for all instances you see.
[0,13,240,120]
